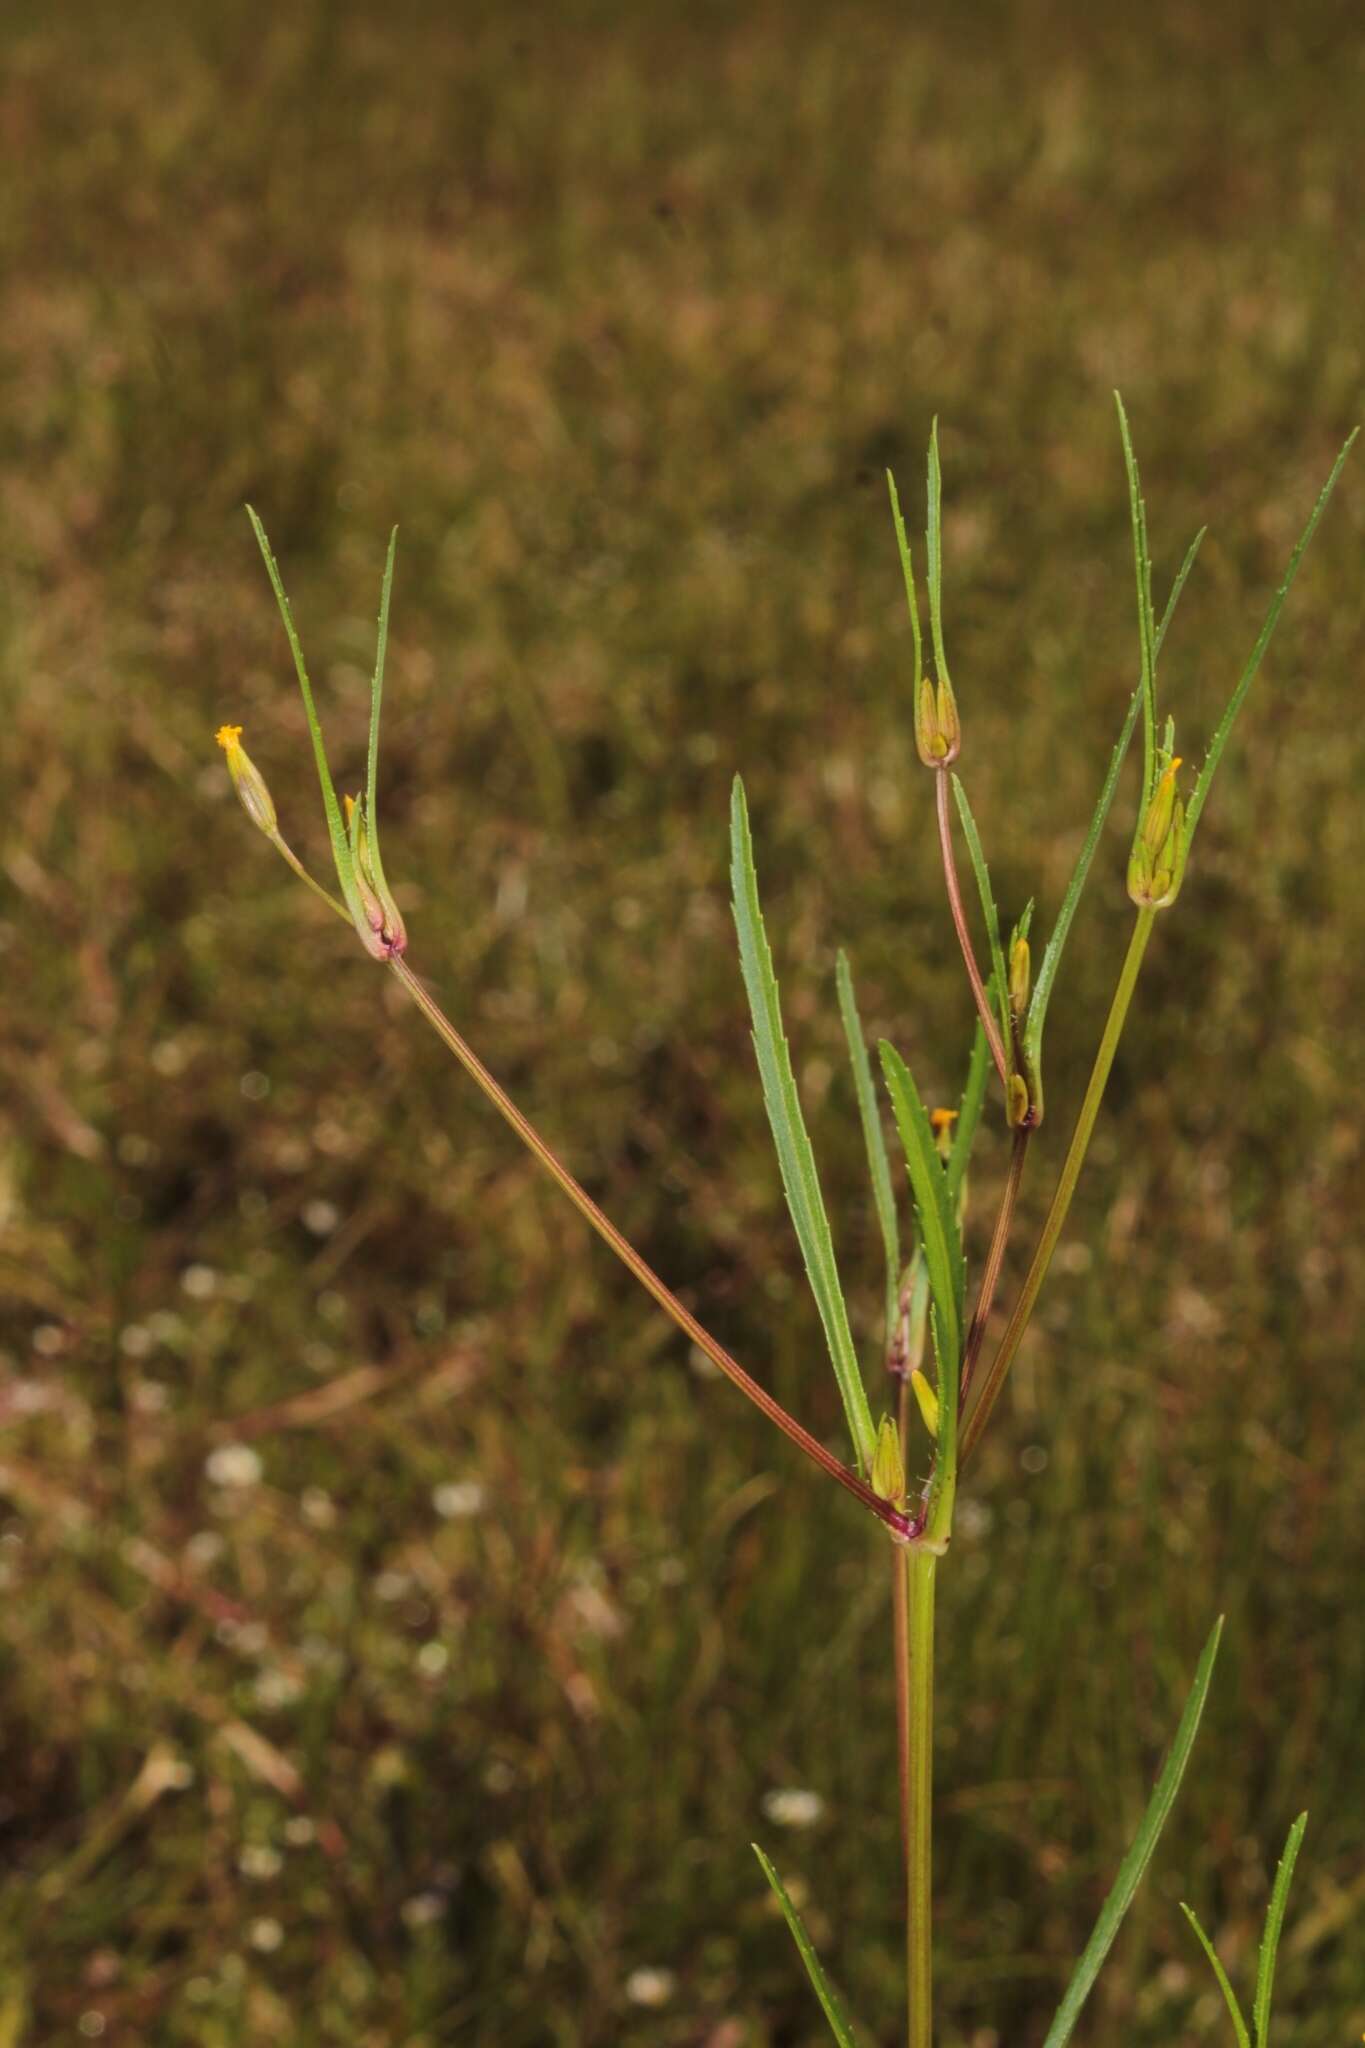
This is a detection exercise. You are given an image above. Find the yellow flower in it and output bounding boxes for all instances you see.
[215,724,277,837]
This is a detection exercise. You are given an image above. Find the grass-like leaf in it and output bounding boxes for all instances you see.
[246,507,360,921]
[730,779,877,1475]
[886,469,924,689]
[1024,524,1206,1081]
[362,525,401,908]
[878,1042,964,1369]
[1252,1811,1307,2047]
[836,951,902,1352]
[926,417,950,682]
[946,1001,991,1212]
[1042,1616,1224,2048]
[949,776,1010,1052]
[1184,431,1357,848]
[1180,1903,1251,2048]
[1114,392,1159,800]
[752,1846,863,2047]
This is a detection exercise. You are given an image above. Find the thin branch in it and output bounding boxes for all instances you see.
[958,1125,1029,1406]
[934,769,1010,1088]
[388,955,915,1538]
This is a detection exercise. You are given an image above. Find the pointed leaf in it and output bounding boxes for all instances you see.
[363,526,400,906]
[879,1042,964,1368]
[1252,1812,1307,2048]
[730,780,877,1474]
[1114,393,1158,798]
[246,507,361,920]
[836,951,902,1351]
[1042,1616,1224,2048]
[753,1845,863,2048]
[1184,431,1357,848]
[886,470,924,689]
[925,418,950,682]
[949,776,1010,1050]
[1180,1903,1251,2048]
[946,997,991,1211]
[1024,524,1206,1078]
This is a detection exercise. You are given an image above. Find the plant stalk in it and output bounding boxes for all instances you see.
[961,909,1156,1464]
[903,1544,937,2048]
[958,1125,1029,1407]
[935,768,1010,1090]
[388,955,914,1536]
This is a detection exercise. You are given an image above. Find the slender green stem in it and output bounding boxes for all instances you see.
[934,770,1010,1089]
[961,909,1156,1464]
[387,955,914,1536]
[958,1126,1029,1407]
[903,1545,937,2048]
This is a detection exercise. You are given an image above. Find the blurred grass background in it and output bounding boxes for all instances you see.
[1,2,1363,2042]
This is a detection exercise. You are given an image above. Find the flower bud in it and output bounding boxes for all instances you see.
[929,1107,957,1163]
[1008,934,1031,1020]
[1128,759,1188,912]
[910,1368,940,1441]
[871,1414,906,1503]
[216,725,277,838]
[915,670,961,767]
[345,794,408,959]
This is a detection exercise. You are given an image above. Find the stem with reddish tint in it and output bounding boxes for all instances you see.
[958,1125,1030,1408]
[388,955,914,1538]
[961,908,1157,1465]
[934,768,1009,1090]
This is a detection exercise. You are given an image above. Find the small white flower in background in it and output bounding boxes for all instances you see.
[762,1787,825,1830]
[301,1198,339,1237]
[401,1891,445,1929]
[180,1264,218,1300]
[238,1844,282,1881]
[433,1480,485,1520]
[253,1668,304,1711]
[205,1443,263,1490]
[249,1917,283,1953]
[624,1967,676,2008]
[416,1641,449,1677]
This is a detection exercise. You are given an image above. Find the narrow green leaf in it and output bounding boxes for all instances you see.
[752,1846,863,2047]
[730,780,877,1474]
[946,998,991,1211]
[363,526,400,906]
[925,417,950,683]
[1042,1615,1224,2048]
[1180,1904,1251,2048]
[836,951,902,1351]
[886,470,924,689]
[1252,1812,1307,2048]
[924,1299,957,1537]
[1184,430,1357,848]
[1114,393,1158,800]
[1024,524,1206,1080]
[246,507,361,918]
[949,775,1010,1051]
[878,1042,964,1367]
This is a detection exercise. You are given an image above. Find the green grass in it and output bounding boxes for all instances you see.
[1,3,1363,2042]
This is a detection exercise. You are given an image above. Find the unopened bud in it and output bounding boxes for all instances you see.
[344,793,408,959]
[910,1368,940,1440]
[216,725,277,838]
[915,670,961,767]
[1141,757,1182,861]
[871,1414,906,1503]
[1128,762,1188,912]
[929,1107,957,1163]
[1008,935,1031,1019]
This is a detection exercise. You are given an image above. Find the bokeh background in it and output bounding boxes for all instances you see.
[1,3,1362,2043]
